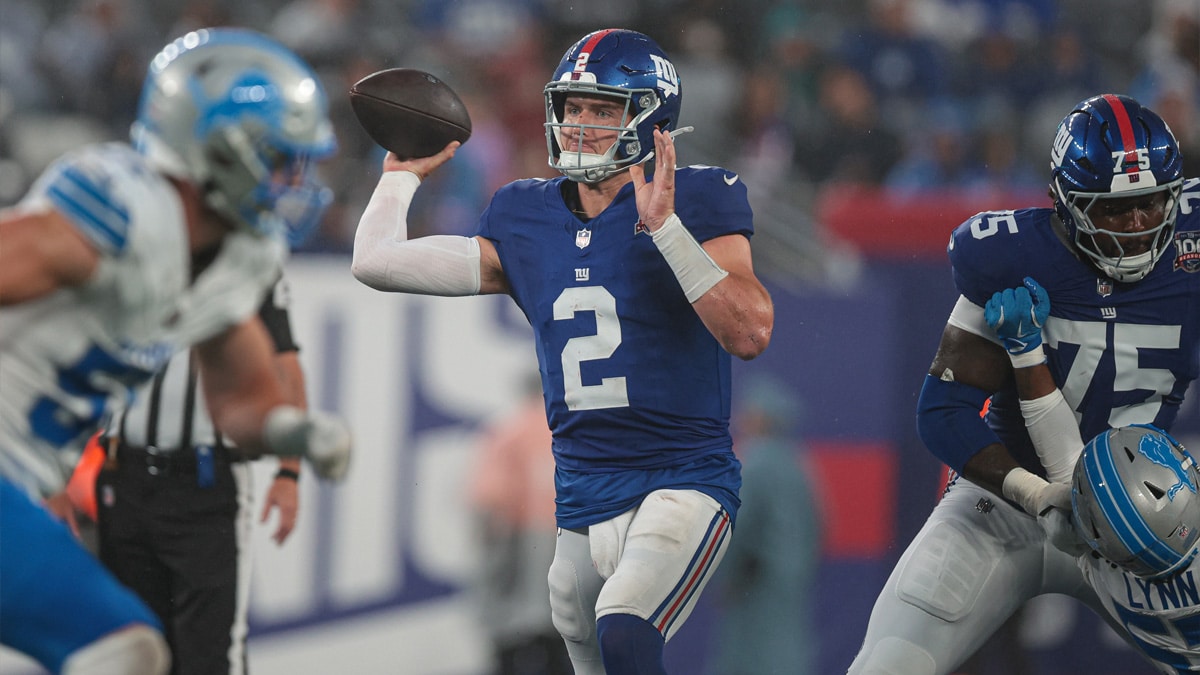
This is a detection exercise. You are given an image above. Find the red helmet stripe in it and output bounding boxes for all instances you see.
[1102,93,1139,173]
[571,28,618,80]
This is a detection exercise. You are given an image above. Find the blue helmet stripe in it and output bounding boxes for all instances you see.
[1090,432,1180,570]
[46,166,130,254]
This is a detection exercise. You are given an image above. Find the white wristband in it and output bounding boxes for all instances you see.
[1008,344,1046,369]
[1001,467,1048,517]
[650,213,728,303]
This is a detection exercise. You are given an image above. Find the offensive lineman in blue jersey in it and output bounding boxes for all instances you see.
[352,28,774,675]
[985,278,1200,673]
[849,94,1200,674]
[0,30,350,674]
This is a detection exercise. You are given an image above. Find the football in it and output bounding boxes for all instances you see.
[349,68,472,159]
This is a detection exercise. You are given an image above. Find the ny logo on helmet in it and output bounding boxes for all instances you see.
[649,55,678,97]
[1051,124,1071,167]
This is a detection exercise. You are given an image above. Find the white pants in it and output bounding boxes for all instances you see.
[847,479,1114,675]
[547,489,731,675]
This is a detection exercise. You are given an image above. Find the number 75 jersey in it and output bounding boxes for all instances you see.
[475,167,753,472]
[948,177,1200,469]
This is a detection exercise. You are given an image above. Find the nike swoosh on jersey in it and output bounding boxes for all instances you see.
[724,173,739,186]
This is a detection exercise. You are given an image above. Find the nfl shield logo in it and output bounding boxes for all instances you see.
[576,229,592,249]
[1097,278,1113,297]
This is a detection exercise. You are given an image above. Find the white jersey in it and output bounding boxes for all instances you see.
[1080,554,1200,673]
[0,143,284,497]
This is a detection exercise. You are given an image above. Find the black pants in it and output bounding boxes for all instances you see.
[96,445,247,675]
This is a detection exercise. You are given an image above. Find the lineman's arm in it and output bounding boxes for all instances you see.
[194,317,350,481]
[262,349,302,544]
[194,316,286,452]
[921,321,1020,497]
[350,143,510,297]
[919,293,1076,519]
[984,278,1083,484]
[0,208,99,304]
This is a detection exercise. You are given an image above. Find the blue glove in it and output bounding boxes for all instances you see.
[985,277,1050,356]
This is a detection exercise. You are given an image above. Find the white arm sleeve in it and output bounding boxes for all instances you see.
[946,295,1001,345]
[351,170,482,296]
[1020,389,1084,484]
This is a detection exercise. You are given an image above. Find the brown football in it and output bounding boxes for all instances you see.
[349,68,472,159]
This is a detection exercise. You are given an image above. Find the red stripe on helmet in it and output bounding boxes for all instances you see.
[571,28,617,80]
[1102,93,1139,173]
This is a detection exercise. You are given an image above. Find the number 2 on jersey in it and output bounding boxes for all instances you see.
[554,286,630,411]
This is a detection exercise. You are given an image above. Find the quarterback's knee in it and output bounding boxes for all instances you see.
[61,624,170,675]
[851,637,936,675]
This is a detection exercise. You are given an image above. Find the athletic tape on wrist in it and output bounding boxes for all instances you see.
[1007,345,1046,369]
[1001,467,1047,517]
[650,213,728,303]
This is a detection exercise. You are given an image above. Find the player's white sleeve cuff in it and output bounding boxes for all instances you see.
[651,213,728,303]
[947,295,1001,345]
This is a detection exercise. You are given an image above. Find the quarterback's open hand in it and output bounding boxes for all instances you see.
[985,277,1049,356]
[629,127,676,233]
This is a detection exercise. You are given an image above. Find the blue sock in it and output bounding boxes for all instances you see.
[596,614,666,674]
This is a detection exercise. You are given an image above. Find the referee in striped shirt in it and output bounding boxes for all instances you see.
[95,274,303,675]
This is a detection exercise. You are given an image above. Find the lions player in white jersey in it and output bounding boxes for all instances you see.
[1071,425,1200,673]
[353,29,773,675]
[0,29,351,675]
[987,278,1200,673]
[848,93,1199,674]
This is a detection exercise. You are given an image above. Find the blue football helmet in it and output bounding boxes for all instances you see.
[544,29,682,183]
[1072,424,1200,579]
[131,28,336,245]
[1049,94,1183,282]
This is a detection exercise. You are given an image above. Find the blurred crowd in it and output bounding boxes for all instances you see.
[2,0,1197,284]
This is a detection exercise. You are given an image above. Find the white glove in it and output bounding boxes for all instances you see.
[264,406,352,482]
[1039,503,1090,557]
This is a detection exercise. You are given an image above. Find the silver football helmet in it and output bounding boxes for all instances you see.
[1072,424,1200,578]
[131,28,336,244]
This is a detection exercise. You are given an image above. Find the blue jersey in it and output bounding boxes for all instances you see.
[948,177,1200,475]
[475,166,752,528]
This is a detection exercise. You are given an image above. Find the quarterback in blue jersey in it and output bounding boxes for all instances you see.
[0,29,350,674]
[353,28,774,675]
[849,93,1199,675]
